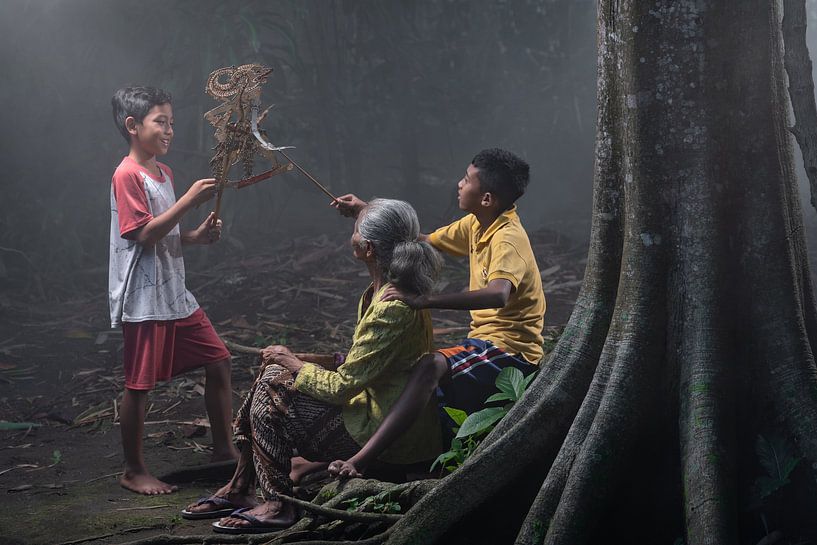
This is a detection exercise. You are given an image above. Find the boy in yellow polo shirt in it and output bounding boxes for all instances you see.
[329,148,545,476]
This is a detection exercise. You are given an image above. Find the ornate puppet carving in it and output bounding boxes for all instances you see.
[204,64,293,220]
[204,63,337,221]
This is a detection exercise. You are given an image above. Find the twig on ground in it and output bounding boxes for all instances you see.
[223,339,263,354]
[56,524,166,545]
[281,286,345,301]
[85,471,120,483]
[265,528,393,545]
[114,504,172,511]
[119,534,270,544]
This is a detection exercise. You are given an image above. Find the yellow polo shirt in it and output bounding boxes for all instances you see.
[428,206,546,363]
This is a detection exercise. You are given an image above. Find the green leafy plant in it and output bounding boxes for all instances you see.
[430,427,482,472]
[343,490,401,514]
[316,488,338,502]
[431,367,537,473]
[749,433,801,509]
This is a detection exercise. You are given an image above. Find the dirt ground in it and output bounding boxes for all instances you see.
[0,228,583,545]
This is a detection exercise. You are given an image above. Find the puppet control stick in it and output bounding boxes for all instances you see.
[277,149,338,202]
[219,146,338,202]
[249,99,338,202]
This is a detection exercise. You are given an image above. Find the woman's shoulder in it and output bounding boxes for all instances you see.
[368,297,414,320]
[360,298,428,349]
[358,284,423,327]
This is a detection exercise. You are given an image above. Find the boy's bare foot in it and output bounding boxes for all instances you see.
[290,456,329,484]
[120,470,178,495]
[328,459,363,478]
[214,500,296,531]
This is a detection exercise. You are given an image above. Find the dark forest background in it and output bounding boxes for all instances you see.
[1,0,817,304]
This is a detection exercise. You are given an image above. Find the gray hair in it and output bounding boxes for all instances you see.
[357,199,442,296]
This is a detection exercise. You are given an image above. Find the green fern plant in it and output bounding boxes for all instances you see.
[749,433,801,509]
[431,367,537,473]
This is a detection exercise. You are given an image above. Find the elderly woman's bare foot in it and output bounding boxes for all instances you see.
[213,500,296,533]
[120,469,178,495]
[183,482,257,517]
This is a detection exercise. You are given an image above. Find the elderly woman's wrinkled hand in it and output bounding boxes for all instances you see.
[262,345,293,362]
[261,345,304,374]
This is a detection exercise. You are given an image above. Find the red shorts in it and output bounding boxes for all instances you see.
[121,308,231,390]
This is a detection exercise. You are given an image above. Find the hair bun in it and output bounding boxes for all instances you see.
[358,199,442,296]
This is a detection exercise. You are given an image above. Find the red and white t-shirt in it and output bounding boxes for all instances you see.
[108,157,198,327]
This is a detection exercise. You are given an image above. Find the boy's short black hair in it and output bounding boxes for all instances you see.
[471,148,530,208]
[111,86,172,143]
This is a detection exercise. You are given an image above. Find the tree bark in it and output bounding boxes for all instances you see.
[381,1,817,544]
[783,0,817,214]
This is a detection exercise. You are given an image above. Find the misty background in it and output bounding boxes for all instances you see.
[1,0,817,306]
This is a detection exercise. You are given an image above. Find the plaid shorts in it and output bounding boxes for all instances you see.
[436,338,536,416]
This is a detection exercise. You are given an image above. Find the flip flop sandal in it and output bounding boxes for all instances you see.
[212,507,292,534]
[181,496,244,520]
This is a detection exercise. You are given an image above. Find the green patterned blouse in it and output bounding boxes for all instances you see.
[294,283,442,464]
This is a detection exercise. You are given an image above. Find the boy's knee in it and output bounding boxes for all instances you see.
[414,353,449,388]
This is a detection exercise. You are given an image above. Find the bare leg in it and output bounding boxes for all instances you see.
[218,364,355,530]
[329,353,449,477]
[184,444,258,515]
[218,364,303,529]
[290,456,329,484]
[119,388,178,495]
[204,358,240,461]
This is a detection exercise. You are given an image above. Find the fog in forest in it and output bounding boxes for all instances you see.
[2,0,817,303]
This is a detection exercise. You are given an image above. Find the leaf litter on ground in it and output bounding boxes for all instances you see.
[0,229,583,451]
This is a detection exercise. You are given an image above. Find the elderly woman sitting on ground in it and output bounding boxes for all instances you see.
[182,198,443,533]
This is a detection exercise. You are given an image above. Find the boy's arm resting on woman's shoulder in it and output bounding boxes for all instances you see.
[381,278,513,310]
[124,178,218,248]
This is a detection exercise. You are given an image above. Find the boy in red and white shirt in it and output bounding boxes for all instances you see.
[109,86,238,495]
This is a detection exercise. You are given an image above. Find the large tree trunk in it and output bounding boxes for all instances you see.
[384,1,817,544]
